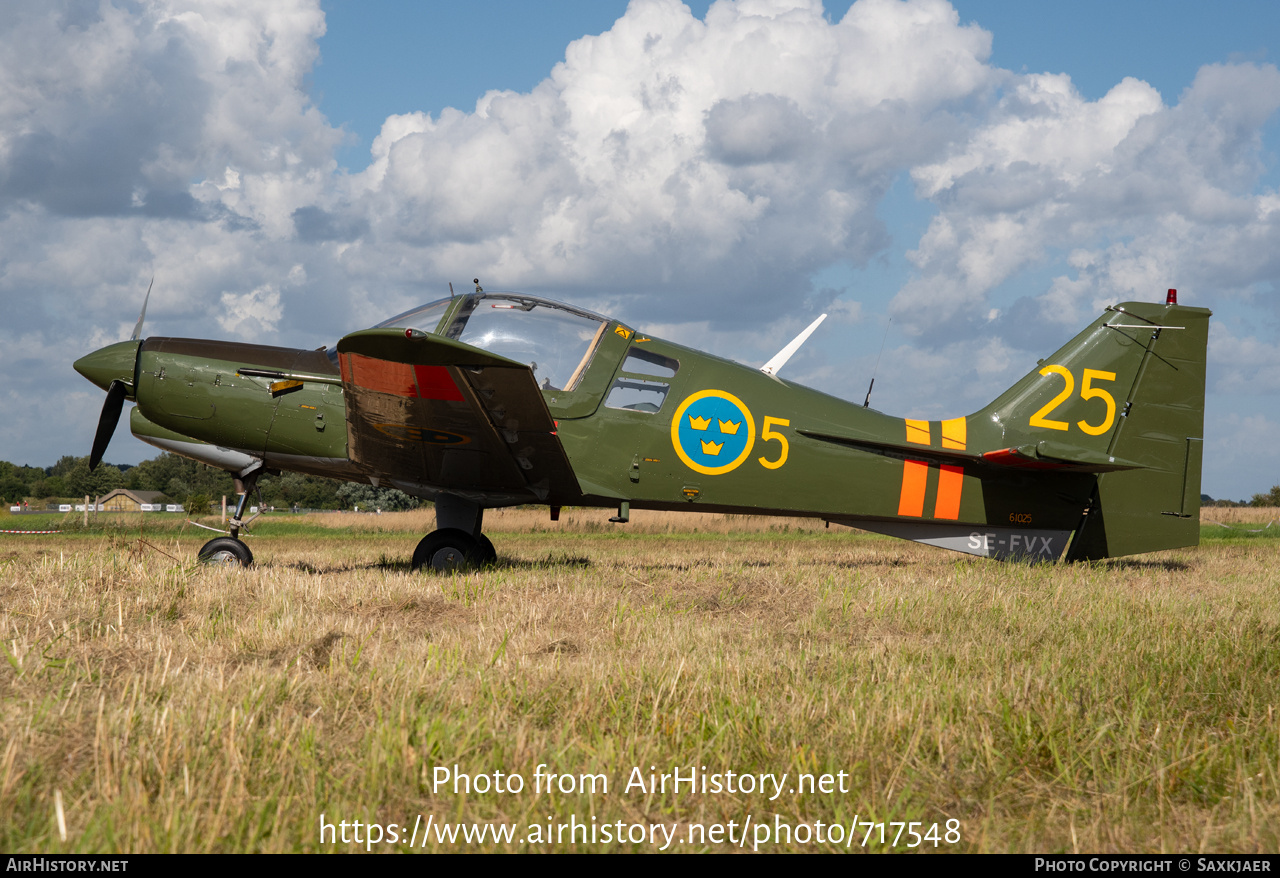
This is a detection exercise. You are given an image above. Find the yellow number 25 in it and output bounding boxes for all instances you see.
[1028,366,1117,436]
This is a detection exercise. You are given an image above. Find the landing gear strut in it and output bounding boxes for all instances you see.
[412,495,497,572]
[197,473,259,568]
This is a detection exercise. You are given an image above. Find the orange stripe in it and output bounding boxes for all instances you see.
[905,419,931,445]
[898,460,929,517]
[941,417,967,450]
[934,464,964,520]
[347,353,417,397]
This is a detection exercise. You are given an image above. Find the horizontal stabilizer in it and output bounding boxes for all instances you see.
[795,426,977,466]
[981,441,1144,473]
[798,430,1145,474]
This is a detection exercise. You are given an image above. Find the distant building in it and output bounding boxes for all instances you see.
[97,489,167,512]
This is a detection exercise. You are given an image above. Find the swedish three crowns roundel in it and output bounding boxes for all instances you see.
[671,389,756,475]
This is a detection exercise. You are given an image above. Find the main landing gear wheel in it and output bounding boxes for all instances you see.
[198,537,253,567]
[476,534,498,566]
[412,528,483,572]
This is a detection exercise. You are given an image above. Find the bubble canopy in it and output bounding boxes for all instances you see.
[374,294,610,393]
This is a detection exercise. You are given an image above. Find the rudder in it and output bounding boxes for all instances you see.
[1066,303,1209,559]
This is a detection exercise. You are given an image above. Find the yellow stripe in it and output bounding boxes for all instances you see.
[270,380,304,395]
[941,417,967,450]
[905,419,931,445]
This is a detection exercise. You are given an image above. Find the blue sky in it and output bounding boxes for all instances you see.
[313,1,1277,169]
[0,0,1277,500]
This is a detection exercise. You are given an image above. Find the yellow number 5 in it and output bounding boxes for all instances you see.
[758,416,790,469]
[1076,369,1117,436]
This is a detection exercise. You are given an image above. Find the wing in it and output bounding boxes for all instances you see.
[335,329,583,504]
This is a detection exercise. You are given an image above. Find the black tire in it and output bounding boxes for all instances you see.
[198,537,253,567]
[476,533,498,566]
[412,528,481,572]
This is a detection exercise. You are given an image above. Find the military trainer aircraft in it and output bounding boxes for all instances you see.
[73,283,1209,570]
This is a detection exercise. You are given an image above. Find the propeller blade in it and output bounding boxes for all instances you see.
[130,276,153,341]
[89,380,127,471]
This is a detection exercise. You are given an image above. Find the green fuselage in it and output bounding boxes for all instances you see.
[126,324,1082,532]
[77,291,1206,562]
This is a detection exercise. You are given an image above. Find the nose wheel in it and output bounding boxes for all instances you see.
[198,537,254,567]
[412,528,498,572]
[196,474,260,568]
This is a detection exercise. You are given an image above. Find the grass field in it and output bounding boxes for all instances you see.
[1,507,1278,853]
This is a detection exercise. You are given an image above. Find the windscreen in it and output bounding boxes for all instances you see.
[448,296,607,392]
[374,298,454,333]
[327,297,457,367]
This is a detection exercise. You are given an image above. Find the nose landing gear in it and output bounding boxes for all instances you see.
[197,473,260,568]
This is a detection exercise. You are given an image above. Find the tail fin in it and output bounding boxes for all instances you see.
[975,300,1210,559]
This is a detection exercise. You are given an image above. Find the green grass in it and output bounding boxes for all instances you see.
[1199,522,1279,542]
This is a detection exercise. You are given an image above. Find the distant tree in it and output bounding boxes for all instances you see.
[1250,485,1280,507]
[15,464,45,490]
[129,453,235,499]
[184,493,213,517]
[258,472,344,509]
[63,457,124,498]
[129,454,193,493]
[30,475,67,499]
[188,465,237,498]
[0,478,26,500]
[0,463,29,502]
[3,450,356,509]
[0,479,26,504]
[48,455,81,478]
[336,483,420,511]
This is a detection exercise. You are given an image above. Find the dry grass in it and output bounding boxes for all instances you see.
[304,506,835,534]
[1199,506,1279,525]
[1,522,1278,853]
[307,504,1280,535]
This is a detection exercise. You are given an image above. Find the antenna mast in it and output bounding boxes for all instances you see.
[863,317,891,408]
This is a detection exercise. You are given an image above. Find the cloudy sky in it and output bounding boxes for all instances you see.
[2,0,1278,499]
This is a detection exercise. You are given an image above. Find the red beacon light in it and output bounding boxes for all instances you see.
[1166,288,1178,305]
